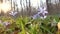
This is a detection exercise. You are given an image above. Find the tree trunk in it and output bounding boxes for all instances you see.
[29,0,31,16]
[46,0,49,13]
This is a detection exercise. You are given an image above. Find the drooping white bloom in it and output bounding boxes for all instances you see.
[42,11,48,15]
[44,6,47,10]
[3,22,10,26]
[32,14,40,19]
[38,7,44,14]
[43,16,47,18]
[9,11,18,16]
[38,7,48,19]
[32,6,48,19]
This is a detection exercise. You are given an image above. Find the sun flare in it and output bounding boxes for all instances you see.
[1,1,11,13]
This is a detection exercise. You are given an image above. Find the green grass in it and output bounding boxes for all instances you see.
[0,15,59,34]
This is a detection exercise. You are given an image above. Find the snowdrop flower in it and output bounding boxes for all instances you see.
[31,6,48,19]
[42,11,48,15]
[44,11,48,13]
[31,14,40,19]
[38,7,44,14]
[43,7,47,11]
[38,7,48,18]
[43,16,47,19]
[3,22,10,26]
[9,11,18,16]
[39,15,47,19]
[38,7,48,14]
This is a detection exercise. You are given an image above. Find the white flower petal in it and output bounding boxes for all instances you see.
[44,16,47,18]
[3,22,10,26]
[44,11,48,14]
[43,7,47,10]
